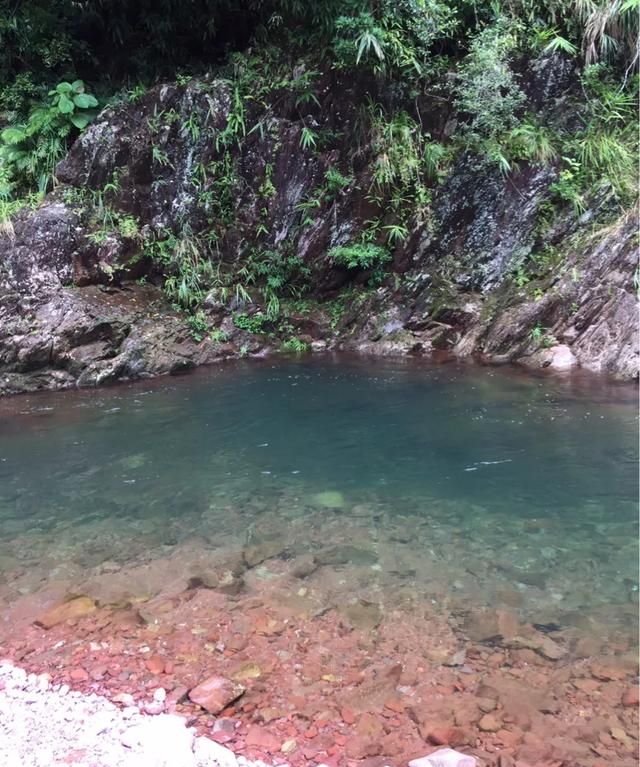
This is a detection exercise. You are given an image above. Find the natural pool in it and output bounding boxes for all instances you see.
[0,356,637,765]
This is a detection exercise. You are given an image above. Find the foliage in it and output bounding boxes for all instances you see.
[455,19,526,148]
[280,337,309,353]
[0,80,98,195]
[233,312,269,333]
[329,242,390,271]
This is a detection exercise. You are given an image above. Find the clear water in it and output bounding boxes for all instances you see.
[0,356,637,645]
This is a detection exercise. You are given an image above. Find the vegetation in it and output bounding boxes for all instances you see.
[0,0,637,325]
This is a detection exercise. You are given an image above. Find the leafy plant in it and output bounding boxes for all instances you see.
[280,337,309,353]
[329,242,390,271]
[0,79,99,194]
[233,312,269,333]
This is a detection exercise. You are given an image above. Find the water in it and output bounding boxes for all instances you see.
[0,356,637,646]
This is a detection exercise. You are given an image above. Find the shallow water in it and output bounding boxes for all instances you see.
[0,356,637,645]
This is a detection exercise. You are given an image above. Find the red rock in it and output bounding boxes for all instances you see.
[188,675,245,714]
[621,686,639,707]
[341,706,356,725]
[145,655,165,675]
[69,668,89,682]
[245,725,281,752]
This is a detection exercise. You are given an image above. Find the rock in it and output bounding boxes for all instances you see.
[35,596,97,629]
[478,713,501,732]
[316,544,377,566]
[289,554,318,579]
[547,344,577,370]
[230,662,262,681]
[409,748,477,767]
[621,686,639,707]
[310,491,345,509]
[463,609,519,643]
[506,629,567,660]
[341,600,383,630]
[243,540,285,568]
[245,725,281,752]
[188,676,245,714]
[145,655,166,675]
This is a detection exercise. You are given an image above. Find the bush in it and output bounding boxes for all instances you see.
[329,242,390,270]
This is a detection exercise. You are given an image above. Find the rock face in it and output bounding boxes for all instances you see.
[0,66,637,395]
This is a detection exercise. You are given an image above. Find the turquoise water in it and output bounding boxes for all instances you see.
[0,356,637,643]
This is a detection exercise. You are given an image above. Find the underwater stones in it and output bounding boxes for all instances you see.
[242,540,286,568]
[316,544,377,567]
[245,724,281,752]
[310,491,345,509]
[507,630,567,661]
[188,675,245,715]
[340,600,383,630]
[35,596,96,629]
[230,662,263,681]
[289,553,318,579]
[478,713,502,732]
[463,609,519,644]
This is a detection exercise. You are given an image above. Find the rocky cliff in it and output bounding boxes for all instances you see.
[0,62,637,395]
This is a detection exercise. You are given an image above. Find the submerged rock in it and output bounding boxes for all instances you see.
[310,491,346,509]
[316,544,378,566]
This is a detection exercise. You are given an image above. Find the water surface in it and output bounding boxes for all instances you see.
[0,356,637,644]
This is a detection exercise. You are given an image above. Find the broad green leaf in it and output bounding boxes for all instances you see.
[70,112,92,130]
[71,79,85,93]
[56,82,73,94]
[58,94,75,114]
[73,93,98,109]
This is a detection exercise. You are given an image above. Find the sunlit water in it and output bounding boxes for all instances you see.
[0,356,637,646]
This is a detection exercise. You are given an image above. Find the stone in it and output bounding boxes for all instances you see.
[243,540,285,568]
[245,725,281,752]
[310,491,345,509]
[621,686,639,706]
[145,655,166,675]
[464,609,519,643]
[231,662,262,681]
[478,713,501,732]
[409,748,477,767]
[316,545,377,566]
[35,596,97,629]
[290,554,318,578]
[188,675,245,714]
[341,600,383,630]
[120,714,195,767]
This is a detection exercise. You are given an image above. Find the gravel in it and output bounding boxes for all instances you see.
[0,661,281,767]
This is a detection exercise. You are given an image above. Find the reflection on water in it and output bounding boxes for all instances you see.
[0,356,637,642]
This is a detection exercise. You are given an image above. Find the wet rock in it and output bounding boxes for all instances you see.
[463,609,519,643]
[35,596,97,629]
[242,540,285,568]
[316,544,377,566]
[340,600,383,630]
[506,628,567,660]
[188,675,245,714]
[310,491,345,509]
[230,662,262,681]
[289,554,318,579]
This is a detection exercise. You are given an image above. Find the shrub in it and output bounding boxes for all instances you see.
[329,242,390,270]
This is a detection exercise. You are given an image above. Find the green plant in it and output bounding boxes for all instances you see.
[280,337,309,353]
[0,79,99,194]
[233,312,269,333]
[329,242,390,271]
[210,328,228,343]
[300,126,318,151]
[186,310,209,341]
